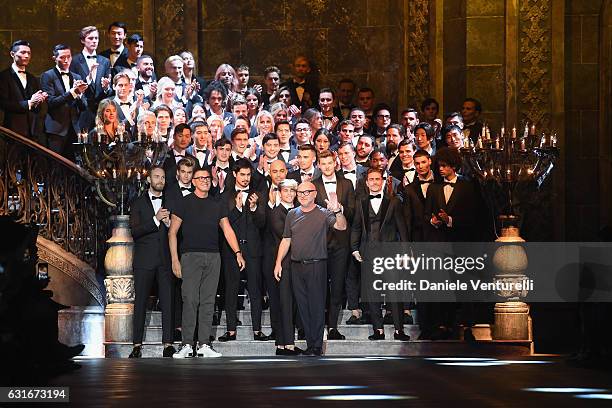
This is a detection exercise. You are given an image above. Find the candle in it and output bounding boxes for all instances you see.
[520,138,526,150]
[523,124,529,138]
[112,169,117,179]
[137,172,141,181]
[485,126,491,140]
[481,124,485,140]
[512,127,516,139]
[495,138,500,149]
[477,137,483,149]
[540,135,546,148]
[98,132,101,144]
[551,134,557,147]
[501,127,505,139]
[530,124,536,136]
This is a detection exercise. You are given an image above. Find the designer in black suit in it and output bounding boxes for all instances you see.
[402,150,437,241]
[313,150,355,339]
[0,41,46,140]
[218,159,268,342]
[70,41,112,130]
[41,46,88,157]
[128,166,175,358]
[350,167,410,341]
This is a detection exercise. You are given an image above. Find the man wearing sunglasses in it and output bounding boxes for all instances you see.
[273,181,346,356]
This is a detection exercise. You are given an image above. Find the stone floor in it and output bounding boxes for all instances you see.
[40,356,612,407]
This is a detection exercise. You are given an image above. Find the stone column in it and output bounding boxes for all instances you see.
[103,215,134,344]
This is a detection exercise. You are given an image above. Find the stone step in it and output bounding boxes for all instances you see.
[105,339,532,358]
[145,309,418,327]
[143,325,423,342]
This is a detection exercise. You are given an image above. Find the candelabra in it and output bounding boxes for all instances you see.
[460,123,559,342]
[74,123,169,347]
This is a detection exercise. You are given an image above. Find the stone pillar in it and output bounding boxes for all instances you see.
[103,215,134,344]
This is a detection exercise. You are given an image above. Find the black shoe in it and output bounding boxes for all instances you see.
[368,331,385,340]
[327,328,345,340]
[394,330,411,341]
[383,313,393,325]
[312,347,323,356]
[236,319,242,326]
[129,345,142,358]
[163,345,177,357]
[286,347,304,356]
[267,331,276,341]
[275,348,290,356]
[253,331,268,341]
[403,313,414,325]
[218,331,236,342]
[64,344,85,359]
[297,329,306,340]
[345,315,364,325]
[464,328,476,343]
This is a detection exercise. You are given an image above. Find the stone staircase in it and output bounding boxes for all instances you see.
[105,307,533,358]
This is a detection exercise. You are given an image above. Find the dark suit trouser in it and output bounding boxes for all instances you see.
[47,128,77,159]
[262,253,282,340]
[223,255,263,332]
[278,259,296,345]
[133,265,173,344]
[292,260,327,350]
[326,247,348,328]
[370,301,403,331]
[345,257,361,310]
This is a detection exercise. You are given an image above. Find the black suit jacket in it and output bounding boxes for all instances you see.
[287,167,321,184]
[424,176,478,242]
[220,185,266,258]
[111,54,137,76]
[41,68,87,137]
[100,47,128,67]
[69,53,112,129]
[402,179,438,241]
[351,195,408,252]
[163,150,198,188]
[281,79,319,111]
[129,193,171,270]
[313,176,355,248]
[0,67,43,138]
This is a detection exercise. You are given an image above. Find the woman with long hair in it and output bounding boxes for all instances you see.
[214,63,239,101]
[245,87,262,127]
[207,114,225,148]
[91,98,121,141]
[253,110,274,147]
[152,76,181,110]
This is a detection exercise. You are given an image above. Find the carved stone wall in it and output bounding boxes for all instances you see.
[406,0,431,107]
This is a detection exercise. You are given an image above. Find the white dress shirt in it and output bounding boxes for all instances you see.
[109,45,124,67]
[12,63,26,89]
[368,190,383,214]
[341,165,358,189]
[149,191,163,226]
[82,49,97,80]
[322,174,338,197]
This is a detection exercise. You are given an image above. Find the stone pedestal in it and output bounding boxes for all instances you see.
[103,215,134,346]
[58,306,105,357]
[493,301,530,340]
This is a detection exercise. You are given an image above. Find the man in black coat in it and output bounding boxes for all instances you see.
[0,40,46,141]
[351,167,410,341]
[402,150,437,241]
[280,56,319,112]
[128,166,176,358]
[41,44,88,157]
[313,150,355,340]
[217,159,268,342]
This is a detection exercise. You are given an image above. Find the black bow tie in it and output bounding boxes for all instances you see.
[110,51,121,55]
[343,169,356,175]
[217,166,227,172]
[419,179,433,184]
[324,181,336,185]
[295,83,304,89]
[60,72,69,76]
[175,153,185,158]
[272,187,278,191]
[301,172,312,177]
[195,148,207,154]
[17,70,25,74]
[369,194,382,200]
[237,189,250,194]
[443,181,455,188]
[280,149,291,153]
[86,55,97,59]
[180,186,192,192]
[404,168,416,172]
[151,195,163,200]
[120,102,131,106]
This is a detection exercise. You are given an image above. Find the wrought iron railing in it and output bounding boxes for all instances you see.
[0,127,107,269]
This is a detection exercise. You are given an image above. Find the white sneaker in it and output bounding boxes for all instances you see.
[196,343,222,358]
[172,344,193,359]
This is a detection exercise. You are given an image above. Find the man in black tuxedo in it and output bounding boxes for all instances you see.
[275,120,298,166]
[337,79,356,120]
[351,167,410,341]
[252,133,281,190]
[281,56,318,112]
[41,44,88,158]
[402,150,436,241]
[0,40,47,141]
[210,138,235,196]
[128,166,176,358]
[461,98,483,145]
[163,123,197,187]
[100,22,128,67]
[313,150,355,340]
[356,149,401,200]
[389,139,417,184]
[217,159,268,342]
[287,144,320,184]
[112,34,143,76]
[134,55,157,104]
[70,26,112,130]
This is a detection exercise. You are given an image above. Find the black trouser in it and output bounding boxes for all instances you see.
[133,265,173,344]
[262,253,282,340]
[326,246,348,329]
[223,255,263,332]
[345,256,361,311]
[278,259,297,345]
[370,301,403,331]
[47,128,77,160]
[292,260,327,350]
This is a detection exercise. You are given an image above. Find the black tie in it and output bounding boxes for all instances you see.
[295,83,304,89]
[419,179,432,184]
[369,194,382,200]
[120,102,131,106]
[280,149,291,153]
[343,170,356,175]
[17,70,25,74]
[180,186,192,192]
[443,181,455,188]
[405,168,416,172]
[196,149,207,154]
[110,51,120,55]
[301,172,312,177]
[217,167,227,173]
[86,55,97,59]
[151,195,163,200]
[237,189,250,194]
[325,181,336,185]
[175,154,185,158]
[60,72,70,76]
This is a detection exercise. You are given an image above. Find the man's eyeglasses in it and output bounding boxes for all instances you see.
[296,190,316,196]
[193,176,212,182]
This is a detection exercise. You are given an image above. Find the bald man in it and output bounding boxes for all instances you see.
[274,181,346,356]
